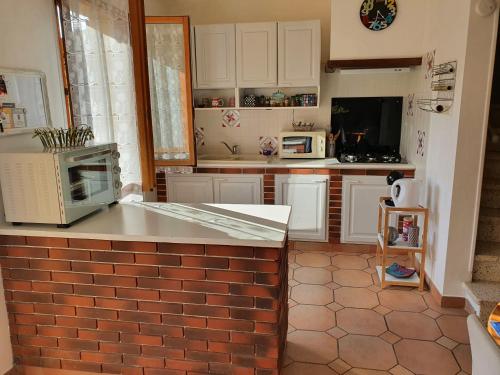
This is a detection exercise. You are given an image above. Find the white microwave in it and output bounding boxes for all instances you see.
[278,130,326,159]
[0,143,122,227]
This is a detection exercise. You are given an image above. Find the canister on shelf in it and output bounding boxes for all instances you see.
[402,216,413,241]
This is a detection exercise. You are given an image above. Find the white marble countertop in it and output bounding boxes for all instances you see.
[0,203,291,248]
[196,156,415,170]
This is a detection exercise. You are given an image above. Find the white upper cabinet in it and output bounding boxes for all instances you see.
[278,20,321,87]
[236,22,277,88]
[194,24,236,88]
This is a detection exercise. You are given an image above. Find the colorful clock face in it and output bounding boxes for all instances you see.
[360,0,397,31]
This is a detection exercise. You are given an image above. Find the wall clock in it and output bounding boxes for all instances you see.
[360,0,397,31]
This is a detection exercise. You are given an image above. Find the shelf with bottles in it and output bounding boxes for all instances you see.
[376,196,429,291]
[239,87,319,109]
[193,88,238,110]
[193,86,320,111]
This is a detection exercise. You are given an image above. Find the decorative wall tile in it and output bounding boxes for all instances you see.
[222,109,240,128]
[407,93,415,117]
[417,130,425,157]
[424,50,436,80]
[259,136,278,156]
[195,127,205,146]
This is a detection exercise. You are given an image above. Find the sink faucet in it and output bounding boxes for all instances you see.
[221,141,240,155]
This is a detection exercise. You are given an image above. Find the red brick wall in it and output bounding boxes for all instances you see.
[156,167,415,244]
[0,235,288,375]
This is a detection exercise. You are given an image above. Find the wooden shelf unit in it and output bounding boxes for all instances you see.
[376,196,429,291]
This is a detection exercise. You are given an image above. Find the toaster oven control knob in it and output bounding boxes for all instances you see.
[114,181,123,189]
[112,151,121,159]
[113,166,121,174]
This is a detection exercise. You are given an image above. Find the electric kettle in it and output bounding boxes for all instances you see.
[391,178,420,207]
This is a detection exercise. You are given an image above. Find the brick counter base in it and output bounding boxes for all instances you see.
[0,236,288,375]
[156,167,415,244]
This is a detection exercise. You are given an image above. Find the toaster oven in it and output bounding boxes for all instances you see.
[278,130,326,159]
[0,143,122,227]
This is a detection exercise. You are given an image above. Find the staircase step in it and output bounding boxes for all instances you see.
[473,242,500,282]
[481,187,500,209]
[483,177,500,189]
[477,208,500,242]
[464,281,500,324]
[476,241,500,257]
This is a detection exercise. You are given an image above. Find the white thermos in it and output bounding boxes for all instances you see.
[391,178,420,207]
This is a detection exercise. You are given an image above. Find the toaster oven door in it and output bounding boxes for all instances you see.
[58,148,119,223]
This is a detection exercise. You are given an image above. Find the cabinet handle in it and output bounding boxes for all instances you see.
[312,180,328,183]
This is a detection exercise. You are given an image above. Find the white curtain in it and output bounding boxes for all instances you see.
[146,23,189,161]
[61,0,141,194]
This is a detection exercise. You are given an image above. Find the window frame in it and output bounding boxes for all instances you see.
[145,16,196,168]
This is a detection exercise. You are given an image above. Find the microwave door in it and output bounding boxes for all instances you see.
[282,136,313,154]
[58,151,116,223]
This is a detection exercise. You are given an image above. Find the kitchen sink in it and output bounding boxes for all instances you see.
[197,154,270,164]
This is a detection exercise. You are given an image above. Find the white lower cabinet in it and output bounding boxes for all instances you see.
[213,176,262,204]
[166,175,262,204]
[275,175,329,242]
[166,176,214,203]
[341,175,391,244]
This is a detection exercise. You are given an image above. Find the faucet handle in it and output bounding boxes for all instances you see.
[232,145,240,155]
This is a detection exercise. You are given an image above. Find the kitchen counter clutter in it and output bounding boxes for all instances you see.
[0,202,291,374]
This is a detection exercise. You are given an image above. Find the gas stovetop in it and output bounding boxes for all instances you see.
[340,152,402,164]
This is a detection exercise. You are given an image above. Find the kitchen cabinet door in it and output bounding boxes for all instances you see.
[167,176,214,203]
[341,176,391,244]
[278,20,321,87]
[213,176,262,204]
[236,22,277,88]
[194,24,236,88]
[275,175,328,242]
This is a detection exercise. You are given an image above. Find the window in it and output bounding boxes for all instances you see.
[56,0,142,195]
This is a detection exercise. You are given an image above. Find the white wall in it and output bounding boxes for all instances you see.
[441,0,498,296]
[330,0,430,60]
[0,0,66,372]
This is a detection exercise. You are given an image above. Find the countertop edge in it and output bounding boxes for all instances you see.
[0,226,287,248]
[196,161,416,170]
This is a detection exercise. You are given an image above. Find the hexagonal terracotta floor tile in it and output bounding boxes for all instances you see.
[283,362,339,375]
[332,269,373,287]
[287,330,338,364]
[335,287,379,308]
[378,290,426,312]
[289,304,336,331]
[395,339,460,375]
[294,266,332,285]
[295,253,331,267]
[291,284,333,305]
[437,315,470,344]
[453,344,472,374]
[345,370,391,375]
[336,308,387,336]
[386,311,441,340]
[339,335,397,370]
[331,255,368,270]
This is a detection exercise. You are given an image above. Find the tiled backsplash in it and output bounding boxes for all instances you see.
[195,70,414,157]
